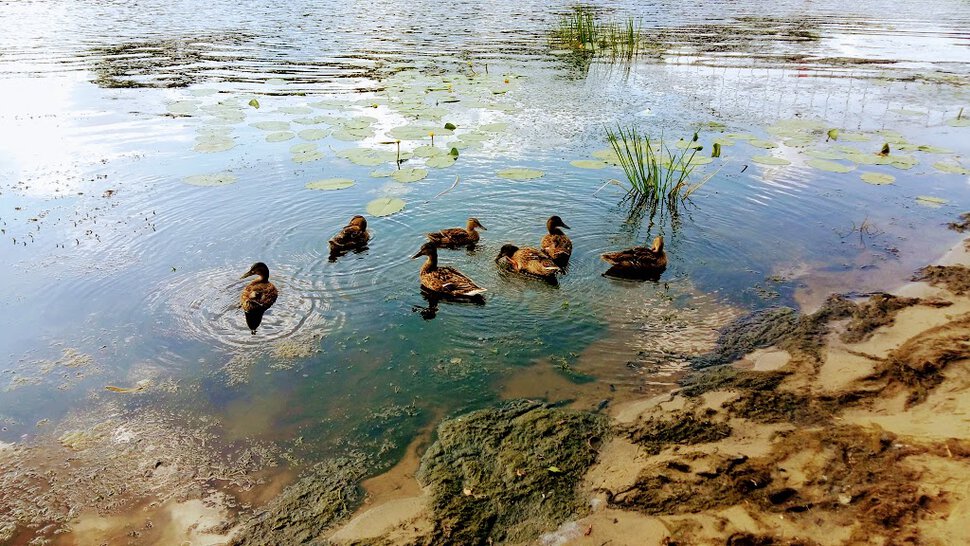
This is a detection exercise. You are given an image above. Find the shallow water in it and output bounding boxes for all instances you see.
[1,0,969,475]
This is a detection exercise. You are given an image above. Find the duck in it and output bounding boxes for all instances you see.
[412,242,487,299]
[329,215,370,259]
[601,235,667,280]
[426,217,486,249]
[240,262,279,334]
[495,244,560,280]
[540,215,572,266]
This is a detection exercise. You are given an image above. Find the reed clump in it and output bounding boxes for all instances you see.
[553,6,643,60]
[605,125,711,209]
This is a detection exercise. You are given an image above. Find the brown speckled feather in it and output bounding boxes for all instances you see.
[601,236,667,273]
[541,233,572,263]
[427,227,478,247]
[329,224,369,251]
[504,246,560,278]
[241,280,278,313]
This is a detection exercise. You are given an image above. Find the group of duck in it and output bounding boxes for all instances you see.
[239,214,667,333]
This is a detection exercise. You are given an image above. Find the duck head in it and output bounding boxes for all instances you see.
[495,244,519,262]
[650,235,664,253]
[467,217,486,231]
[411,242,439,259]
[349,215,367,230]
[546,215,570,233]
[241,262,270,281]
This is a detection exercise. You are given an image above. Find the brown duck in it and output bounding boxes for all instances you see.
[601,236,667,279]
[412,242,487,299]
[540,215,572,265]
[426,217,486,248]
[495,244,560,280]
[240,262,279,334]
[329,215,370,258]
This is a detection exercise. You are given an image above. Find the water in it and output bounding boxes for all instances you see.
[1,0,969,472]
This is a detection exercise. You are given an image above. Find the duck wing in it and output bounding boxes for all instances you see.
[515,247,560,276]
[541,233,572,261]
[241,282,279,312]
[602,247,665,269]
[330,225,369,250]
[426,266,486,297]
[427,227,471,246]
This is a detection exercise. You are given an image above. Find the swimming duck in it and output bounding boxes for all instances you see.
[412,242,487,299]
[540,215,572,265]
[426,217,486,248]
[495,244,560,280]
[240,262,279,334]
[329,215,370,259]
[601,236,667,280]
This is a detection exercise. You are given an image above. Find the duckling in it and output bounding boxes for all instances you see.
[329,215,370,259]
[426,217,486,249]
[540,215,572,266]
[495,244,560,280]
[412,242,487,299]
[601,236,667,280]
[240,262,279,334]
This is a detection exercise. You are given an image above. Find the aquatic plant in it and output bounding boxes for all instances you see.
[605,125,710,209]
[553,6,643,59]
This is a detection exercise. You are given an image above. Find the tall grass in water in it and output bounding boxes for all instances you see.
[554,6,642,59]
[605,126,709,209]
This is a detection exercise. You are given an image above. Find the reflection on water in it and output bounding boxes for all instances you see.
[1,1,970,539]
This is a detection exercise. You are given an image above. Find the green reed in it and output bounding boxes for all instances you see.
[606,126,710,208]
[554,6,642,59]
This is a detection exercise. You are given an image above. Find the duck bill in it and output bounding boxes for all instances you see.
[240,270,255,279]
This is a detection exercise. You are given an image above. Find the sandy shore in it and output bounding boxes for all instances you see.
[325,233,970,545]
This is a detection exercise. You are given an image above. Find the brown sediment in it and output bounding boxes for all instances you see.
[947,212,970,232]
[913,264,970,295]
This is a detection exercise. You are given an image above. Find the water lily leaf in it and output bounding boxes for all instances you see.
[591,149,621,164]
[389,125,440,140]
[293,115,333,125]
[451,140,483,150]
[805,149,845,160]
[751,155,791,166]
[807,159,854,173]
[480,122,509,132]
[338,148,397,166]
[917,145,953,154]
[298,128,330,140]
[725,133,757,141]
[370,169,395,178]
[458,132,489,142]
[782,136,816,148]
[915,196,947,207]
[266,132,295,142]
[251,121,290,131]
[290,143,317,154]
[194,136,235,153]
[278,106,313,115]
[167,100,200,115]
[306,178,354,191]
[947,118,970,127]
[248,98,260,109]
[840,132,870,142]
[449,147,459,157]
[747,139,777,149]
[309,99,349,109]
[426,155,457,168]
[293,151,325,163]
[570,160,609,169]
[843,152,889,166]
[860,172,895,185]
[332,128,373,141]
[827,128,839,141]
[444,122,457,130]
[888,156,918,170]
[391,168,428,183]
[497,168,544,180]
[366,197,406,217]
[339,117,377,130]
[413,146,445,158]
[932,161,969,175]
[183,172,237,186]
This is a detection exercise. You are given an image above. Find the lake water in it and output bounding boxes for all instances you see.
[1,0,969,505]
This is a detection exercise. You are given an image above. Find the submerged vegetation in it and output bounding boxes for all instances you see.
[605,125,710,211]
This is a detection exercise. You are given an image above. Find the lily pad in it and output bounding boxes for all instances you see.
[480,122,509,132]
[366,197,406,217]
[888,156,918,170]
[426,155,458,168]
[298,129,330,141]
[947,118,970,127]
[338,148,397,166]
[250,121,290,131]
[917,145,954,154]
[306,178,354,191]
[167,100,200,115]
[805,149,845,160]
[391,168,428,183]
[570,160,609,169]
[370,169,395,178]
[194,136,235,153]
[184,172,237,186]
[932,161,969,175]
[497,168,544,180]
[413,146,445,158]
[807,159,854,173]
[277,106,313,115]
[747,139,777,149]
[388,125,441,140]
[266,132,295,142]
[751,155,791,166]
[860,172,895,185]
[915,196,947,207]
[332,128,373,141]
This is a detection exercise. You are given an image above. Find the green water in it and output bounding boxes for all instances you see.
[1,0,970,472]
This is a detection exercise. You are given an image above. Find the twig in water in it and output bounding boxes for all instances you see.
[428,176,461,202]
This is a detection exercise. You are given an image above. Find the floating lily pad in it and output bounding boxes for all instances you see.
[840,132,871,142]
[309,99,349,109]
[783,137,816,148]
[167,100,200,115]
[426,155,457,168]
[570,160,609,169]
[332,128,373,141]
[807,159,854,173]
[306,178,354,191]
[184,172,237,186]
[370,169,395,178]
[888,155,918,170]
[457,132,489,142]
[932,161,969,175]
[188,88,218,97]
[250,121,290,131]
[337,148,397,166]
[338,117,377,130]
[298,129,330,141]
[391,168,428,183]
[805,149,845,160]
[248,98,260,109]
[917,145,953,154]
[266,132,295,142]
[413,146,445,158]
[366,197,406,217]
[860,172,895,185]
[388,125,440,140]
[480,122,509,132]
[712,138,736,147]
[725,133,757,141]
[947,118,970,127]
[915,196,947,207]
[277,106,313,115]
[293,116,333,125]
[194,136,235,153]
[843,152,889,166]
[751,155,791,166]
[293,151,325,163]
[591,149,621,164]
[497,168,544,180]
[451,139,483,150]
[747,139,777,149]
